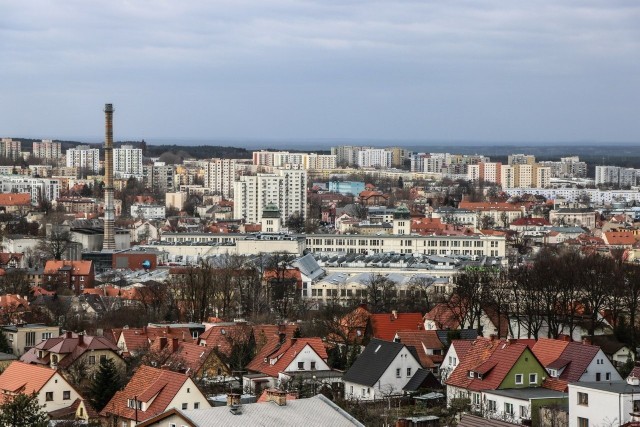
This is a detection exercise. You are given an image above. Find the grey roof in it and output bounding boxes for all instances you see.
[177,394,364,426]
[459,414,520,427]
[570,380,640,394]
[403,368,440,392]
[436,329,479,346]
[484,388,567,400]
[343,339,408,387]
[291,254,324,281]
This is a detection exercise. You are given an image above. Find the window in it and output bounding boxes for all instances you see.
[350,386,353,394]
[504,402,514,415]
[194,402,200,409]
[472,393,480,405]
[63,391,70,400]
[520,405,527,418]
[311,362,316,370]
[549,368,558,378]
[396,368,401,378]
[407,367,412,377]
[46,392,53,401]
[606,372,611,380]
[595,373,601,381]
[578,392,589,406]
[515,374,523,385]
[42,332,52,340]
[578,417,589,427]
[88,356,96,365]
[100,355,107,363]
[298,362,304,370]
[26,331,36,347]
[634,399,640,413]
[361,388,366,396]
[529,373,538,384]
[488,400,497,412]
[182,403,188,410]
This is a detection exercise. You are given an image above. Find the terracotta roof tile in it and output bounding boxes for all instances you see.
[394,330,444,369]
[369,312,424,341]
[246,338,328,378]
[0,193,30,206]
[0,361,56,398]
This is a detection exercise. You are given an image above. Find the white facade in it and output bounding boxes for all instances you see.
[131,204,166,220]
[66,145,101,173]
[282,343,331,373]
[32,140,62,160]
[569,381,640,427]
[114,145,143,179]
[233,169,307,224]
[344,346,421,401]
[204,159,237,198]
[0,175,60,204]
[308,154,337,170]
[357,149,392,168]
[38,371,82,413]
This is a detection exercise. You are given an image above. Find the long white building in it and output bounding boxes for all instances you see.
[0,175,60,204]
[66,145,101,173]
[357,149,392,168]
[504,187,640,205]
[233,169,307,223]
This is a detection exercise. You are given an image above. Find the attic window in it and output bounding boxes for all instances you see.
[468,371,474,378]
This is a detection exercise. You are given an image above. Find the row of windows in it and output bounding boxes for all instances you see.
[46,390,71,401]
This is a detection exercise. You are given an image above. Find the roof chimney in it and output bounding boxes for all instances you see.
[78,333,84,346]
[266,389,288,406]
[158,336,168,350]
[66,330,73,339]
[226,393,241,406]
[171,337,179,352]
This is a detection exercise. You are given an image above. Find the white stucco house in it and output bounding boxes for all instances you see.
[569,377,640,427]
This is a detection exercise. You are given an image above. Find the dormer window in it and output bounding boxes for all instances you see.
[549,369,558,378]
[468,371,474,378]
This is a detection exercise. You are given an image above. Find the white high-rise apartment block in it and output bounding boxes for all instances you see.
[595,166,619,186]
[114,145,143,179]
[32,140,61,160]
[204,159,237,198]
[357,149,392,168]
[66,145,101,173]
[233,169,307,224]
[0,138,22,160]
[307,154,337,170]
[331,146,371,166]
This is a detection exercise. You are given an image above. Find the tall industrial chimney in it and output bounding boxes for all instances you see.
[102,103,116,251]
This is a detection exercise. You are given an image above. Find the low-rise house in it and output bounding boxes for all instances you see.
[588,335,635,367]
[440,338,476,382]
[393,330,445,371]
[0,361,81,414]
[0,294,30,323]
[480,387,567,426]
[0,193,31,214]
[568,377,640,427]
[445,337,548,410]
[0,253,25,269]
[111,325,195,356]
[369,311,424,341]
[43,260,95,294]
[20,331,125,378]
[101,365,210,426]
[343,338,422,400]
[136,392,365,427]
[531,338,622,391]
[197,322,255,378]
[244,337,331,394]
[1,323,60,356]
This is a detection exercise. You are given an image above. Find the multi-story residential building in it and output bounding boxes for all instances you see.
[595,165,638,187]
[331,145,371,166]
[468,162,503,184]
[143,163,176,194]
[539,156,588,179]
[32,139,62,160]
[549,207,597,228]
[113,144,143,179]
[131,204,166,220]
[66,145,101,173]
[387,146,409,168]
[307,153,337,170]
[204,158,237,198]
[533,165,551,188]
[0,175,60,204]
[43,260,95,294]
[508,154,535,165]
[233,169,307,224]
[356,149,391,168]
[0,138,22,160]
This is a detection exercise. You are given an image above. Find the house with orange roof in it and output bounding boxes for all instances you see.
[368,311,424,342]
[358,190,389,206]
[0,252,25,269]
[196,322,255,377]
[101,365,210,426]
[244,337,331,394]
[20,331,125,378]
[445,337,548,411]
[0,361,81,414]
[603,230,638,248]
[0,294,30,323]
[112,325,194,355]
[43,260,94,294]
[0,193,31,214]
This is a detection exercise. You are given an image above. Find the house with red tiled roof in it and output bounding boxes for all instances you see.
[0,193,31,214]
[252,323,300,352]
[0,252,25,269]
[603,230,638,248]
[424,302,510,339]
[112,325,194,355]
[327,305,371,345]
[0,361,82,414]
[43,260,94,294]
[101,365,210,426]
[445,337,548,410]
[531,338,622,392]
[0,294,30,323]
[393,330,444,371]
[244,337,331,395]
[196,322,255,377]
[509,217,551,232]
[358,190,389,206]
[368,311,423,341]
[20,331,125,378]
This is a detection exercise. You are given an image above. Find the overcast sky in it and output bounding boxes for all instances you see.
[0,1,639,144]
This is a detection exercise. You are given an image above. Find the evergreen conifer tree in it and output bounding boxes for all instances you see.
[89,357,122,411]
